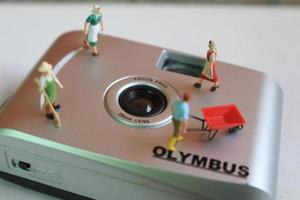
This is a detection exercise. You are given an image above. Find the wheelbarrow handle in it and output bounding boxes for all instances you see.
[190,115,205,122]
[190,115,206,130]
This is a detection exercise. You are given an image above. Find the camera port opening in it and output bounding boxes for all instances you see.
[156,50,206,78]
[118,85,167,117]
[18,161,31,171]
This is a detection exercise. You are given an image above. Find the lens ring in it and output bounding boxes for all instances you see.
[118,85,167,117]
[103,75,180,128]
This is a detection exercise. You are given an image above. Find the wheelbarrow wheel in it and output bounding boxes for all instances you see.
[228,125,244,134]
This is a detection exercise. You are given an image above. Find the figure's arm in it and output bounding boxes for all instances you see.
[100,13,104,32]
[51,71,64,89]
[210,52,216,62]
[37,78,46,112]
[171,102,175,118]
[39,76,46,92]
[100,20,104,32]
[209,52,216,77]
[84,16,91,35]
[84,22,90,35]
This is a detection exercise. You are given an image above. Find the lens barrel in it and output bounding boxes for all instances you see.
[118,85,167,117]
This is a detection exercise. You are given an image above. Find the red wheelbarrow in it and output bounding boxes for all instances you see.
[189,104,246,141]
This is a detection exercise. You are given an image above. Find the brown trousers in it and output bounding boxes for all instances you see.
[172,119,188,137]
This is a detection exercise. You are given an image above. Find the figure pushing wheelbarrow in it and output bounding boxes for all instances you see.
[167,99,246,151]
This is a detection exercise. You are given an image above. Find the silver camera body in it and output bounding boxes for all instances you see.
[0,31,282,200]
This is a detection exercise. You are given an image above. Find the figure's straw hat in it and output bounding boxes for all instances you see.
[38,61,52,73]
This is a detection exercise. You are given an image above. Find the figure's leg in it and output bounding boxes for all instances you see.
[182,120,188,134]
[210,65,219,91]
[194,78,203,88]
[214,81,219,87]
[92,46,98,56]
[53,102,61,111]
[44,85,57,119]
[177,120,188,141]
[167,120,180,151]
[83,40,90,49]
[210,81,220,92]
[45,104,54,120]
[83,34,90,49]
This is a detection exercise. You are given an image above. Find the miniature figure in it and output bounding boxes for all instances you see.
[83,5,104,56]
[194,40,219,91]
[167,93,191,152]
[37,62,63,124]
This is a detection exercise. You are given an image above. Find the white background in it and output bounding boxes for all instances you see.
[0,3,299,200]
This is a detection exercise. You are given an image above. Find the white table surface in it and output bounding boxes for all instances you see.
[0,2,299,200]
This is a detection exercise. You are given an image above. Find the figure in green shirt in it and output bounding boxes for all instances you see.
[38,62,64,120]
[83,5,104,56]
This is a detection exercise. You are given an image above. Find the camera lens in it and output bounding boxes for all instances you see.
[119,85,167,117]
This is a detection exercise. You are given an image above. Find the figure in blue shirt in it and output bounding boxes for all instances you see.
[167,93,191,151]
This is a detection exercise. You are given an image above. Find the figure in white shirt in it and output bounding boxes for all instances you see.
[83,5,104,56]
